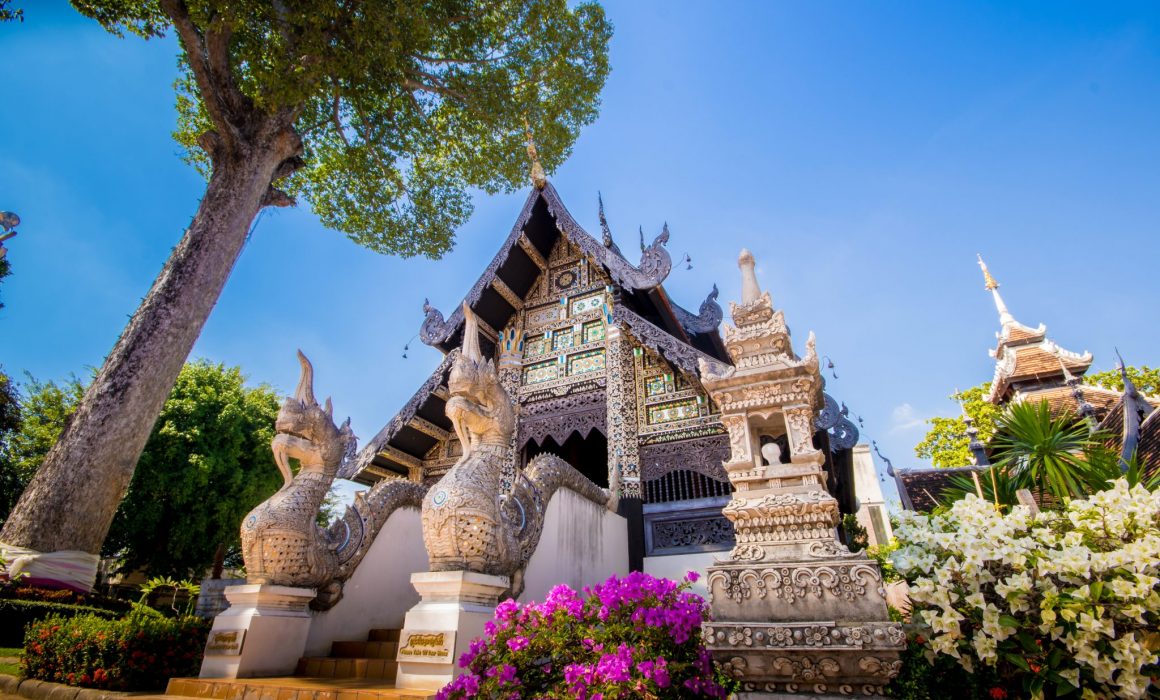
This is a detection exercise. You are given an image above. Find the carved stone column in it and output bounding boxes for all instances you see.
[605,326,640,499]
[697,250,903,697]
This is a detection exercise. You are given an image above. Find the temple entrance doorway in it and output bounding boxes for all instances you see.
[523,429,609,489]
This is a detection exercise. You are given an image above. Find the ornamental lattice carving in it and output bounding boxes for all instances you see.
[639,434,729,481]
[650,515,734,552]
[517,390,607,447]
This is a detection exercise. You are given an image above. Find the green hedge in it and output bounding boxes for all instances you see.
[0,600,119,647]
[22,613,210,691]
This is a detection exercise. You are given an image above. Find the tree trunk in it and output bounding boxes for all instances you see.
[0,132,297,587]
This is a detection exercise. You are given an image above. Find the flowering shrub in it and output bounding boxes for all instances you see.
[22,612,210,690]
[891,479,1160,698]
[436,571,731,699]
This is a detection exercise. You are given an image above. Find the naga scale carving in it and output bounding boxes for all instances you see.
[421,305,613,598]
[241,352,427,609]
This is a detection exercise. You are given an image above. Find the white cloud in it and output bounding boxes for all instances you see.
[890,403,927,433]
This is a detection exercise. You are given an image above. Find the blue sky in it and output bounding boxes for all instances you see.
[2,1,1159,507]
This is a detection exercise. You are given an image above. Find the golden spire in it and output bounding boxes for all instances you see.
[976,254,999,290]
[523,116,547,190]
[976,254,1015,327]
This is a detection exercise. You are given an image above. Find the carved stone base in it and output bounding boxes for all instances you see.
[199,584,315,679]
[394,570,509,691]
[703,560,904,696]
[713,646,902,697]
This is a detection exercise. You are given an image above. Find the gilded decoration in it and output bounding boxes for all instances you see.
[421,305,612,598]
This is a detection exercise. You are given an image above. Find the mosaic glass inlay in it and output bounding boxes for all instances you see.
[570,294,603,316]
[583,320,605,344]
[568,350,606,375]
[525,335,548,357]
[554,330,575,351]
[646,376,667,397]
[647,398,701,425]
[524,360,559,384]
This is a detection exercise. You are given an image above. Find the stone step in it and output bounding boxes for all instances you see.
[329,641,398,659]
[366,629,400,643]
[166,676,434,700]
[294,657,398,681]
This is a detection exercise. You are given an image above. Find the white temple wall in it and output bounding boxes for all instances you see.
[643,551,717,601]
[304,506,427,656]
[520,488,629,603]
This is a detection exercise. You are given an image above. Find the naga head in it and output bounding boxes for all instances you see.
[448,303,496,401]
[272,351,357,485]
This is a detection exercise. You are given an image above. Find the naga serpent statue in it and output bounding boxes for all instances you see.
[422,304,614,599]
[241,351,427,609]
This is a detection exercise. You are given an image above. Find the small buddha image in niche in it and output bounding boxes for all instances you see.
[758,434,791,466]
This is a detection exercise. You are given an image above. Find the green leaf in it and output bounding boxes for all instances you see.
[1004,652,1032,672]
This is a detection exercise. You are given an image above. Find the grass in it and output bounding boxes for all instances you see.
[0,646,21,677]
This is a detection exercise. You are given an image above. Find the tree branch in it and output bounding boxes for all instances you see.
[159,0,243,152]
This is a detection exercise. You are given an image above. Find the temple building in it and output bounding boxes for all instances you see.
[339,179,864,571]
[893,257,1159,510]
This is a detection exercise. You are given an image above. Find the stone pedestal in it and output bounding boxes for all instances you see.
[199,584,315,679]
[394,570,509,691]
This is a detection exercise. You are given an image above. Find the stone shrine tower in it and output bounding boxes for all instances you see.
[698,251,904,697]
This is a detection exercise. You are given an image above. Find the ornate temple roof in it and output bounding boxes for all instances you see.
[977,256,1094,405]
[339,183,731,484]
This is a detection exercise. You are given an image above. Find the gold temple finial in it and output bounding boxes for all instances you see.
[523,116,547,190]
[976,254,999,290]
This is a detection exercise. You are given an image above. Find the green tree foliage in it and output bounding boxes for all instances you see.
[102,361,283,578]
[0,257,10,311]
[913,384,1002,468]
[75,0,613,257]
[0,368,23,523]
[0,375,85,525]
[0,0,22,23]
[0,362,288,578]
[1083,365,1160,396]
